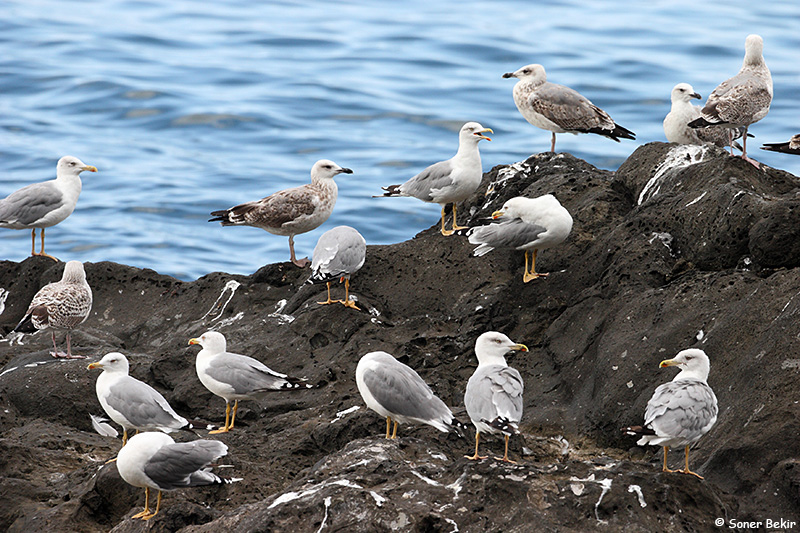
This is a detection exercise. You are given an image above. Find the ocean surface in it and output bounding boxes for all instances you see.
[1,0,798,281]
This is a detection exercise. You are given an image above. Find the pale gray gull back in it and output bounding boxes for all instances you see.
[307,225,367,310]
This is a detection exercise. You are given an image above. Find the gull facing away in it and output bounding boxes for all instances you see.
[356,351,463,439]
[464,332,528,462]
[0,156,97,260]
[307,225,367,310]
[622,349,718,479]
[503,64,635,153]
[88,352,188,446]
[468,195,573,283]
[761,134,800,155]
[663,83,745,152]
[116,432,235,521]
[209,159,353,267]
[188,331,312,434]
[688,34,772,167]
[375,122,492,236]
[13,260,92,359]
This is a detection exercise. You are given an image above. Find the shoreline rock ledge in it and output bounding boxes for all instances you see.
[2,142,799,532]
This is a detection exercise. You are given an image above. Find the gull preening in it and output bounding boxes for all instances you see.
[356,350,462,439]
[116,432,235,521]
[14,260,93,359]
[688,34,772,166]
[0,156,97,260]
[464,332,528,462]
[188,331,312,434]
[503,64,635,152]
[623,349,718,479]
[88,352,188,446]
[468,195,573,283]
[376,122,492,236]
[307,225,367,310]
[761,134,800,155]
[209,159,353,267]
[663,83,745,151]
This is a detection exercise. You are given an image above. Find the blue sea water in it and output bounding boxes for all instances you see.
[1,0,798,280]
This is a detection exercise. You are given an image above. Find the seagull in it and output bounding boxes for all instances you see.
[307,225,367,310]
[116,432,235,521]
[663,83,745,152]
[468,195,573,283]
[464,332,528,462]
[761,134,800,155]
[503,64,635,152]
[376,122,492,236]
[622,349,718,479]
[209,159,353,267]
[688,34,772,167]
[87,352,188,446]
[356,350,463,439]
[13,260,93,359]
[0,156,97,260]
[188,331,312,434]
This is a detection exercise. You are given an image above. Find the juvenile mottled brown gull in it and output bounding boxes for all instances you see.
[356,350,462,439]
[468,195,573,283]
[0,156,97,260]
[188,331,312,434]
[209,159,352,267]
[663,83,745,152]
[503,64,635,152]
[376,122,492,236]
[14,260,92,359]
[116,432,234,521]
[464,332,528,462]
[623,349,718,479]
[88,352,188,446]
[761,134,800,155]
[307,225,366,310]
[689,34,772,166]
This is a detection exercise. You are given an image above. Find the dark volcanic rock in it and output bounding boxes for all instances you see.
[1,143,799,531]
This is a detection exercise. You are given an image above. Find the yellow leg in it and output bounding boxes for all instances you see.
[465,431,487,460]
[385,416,392,439]
[122,428,129,446]
[450,203,469,231]
[229,400,239,430]
[209,402,232,434]
[317,282,338,305]
[495,434,517,463]
[390,420,399,439]
[131,487,151,518]
[682,444,704,479]
[440,206,454,236]
[30,229,36,256]
[340,279,361,310]
[141,491,162,520]
[523,249,547,283]
[33,228,57,261]
[662,446,678,473]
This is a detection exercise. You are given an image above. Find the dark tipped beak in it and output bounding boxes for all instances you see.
[691,92,701,100]
[339,168,354,174]
[502,72,515,79]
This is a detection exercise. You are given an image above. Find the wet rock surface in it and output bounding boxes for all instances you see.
[1,143,799,531]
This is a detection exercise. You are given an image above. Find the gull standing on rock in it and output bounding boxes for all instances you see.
[0,156,97,260]
[88,352,188,446]
[503,64,635,153]
[14,260,92,359]
[663,83,745,151]
[188,331,312,434]
[464,332,528,462]
[209,159,353,267]
[356,350,463,439]
[376,122,492,236]
[761,134,800,155]
[307,225,367,310]
[468,194,573,283]
[622,349,718,479]
[688,34,772,167]
[116,432,234,521]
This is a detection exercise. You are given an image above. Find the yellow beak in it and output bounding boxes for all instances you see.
[659,358,680,368]
[475,127,494,141]
[87,362,102,370]
[188,338,200,346]
[511,343,529,352]
[491,209,505,219]
[82,166,98,172]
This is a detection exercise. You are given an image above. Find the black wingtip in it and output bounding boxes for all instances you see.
[688,117,716,129]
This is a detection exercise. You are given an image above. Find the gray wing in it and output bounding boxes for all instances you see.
[465,365,524,425]
[468,218,546,252]
[530,82,615,131]
[310,227,366,282]
[702,72,772,125]
[644,380,718,441]
[105,376,187,429]
[399,160,455,202]
[0,181,65,226]
[204,352,296,395]
[144,440,228,490]
[361,358,451,422]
